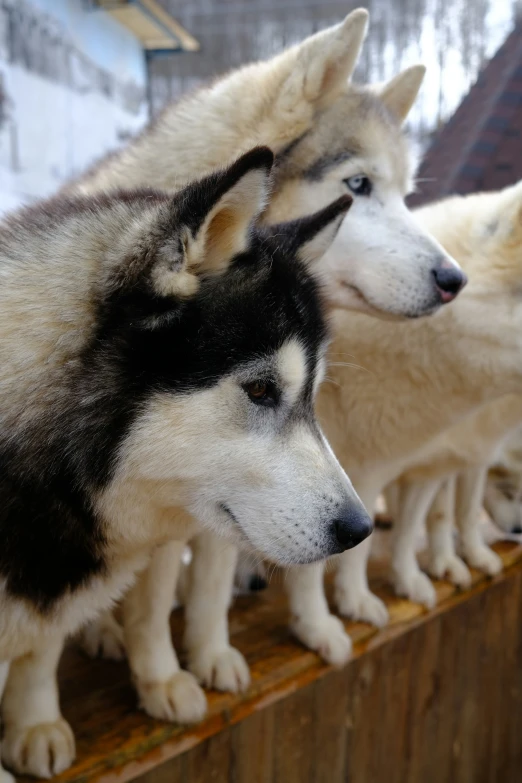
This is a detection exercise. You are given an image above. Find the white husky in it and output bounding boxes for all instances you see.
[378,175,522,599]
[288,181,522,637]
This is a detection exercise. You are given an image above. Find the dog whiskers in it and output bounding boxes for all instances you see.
[328,361,374,376]
[323,375,341,387]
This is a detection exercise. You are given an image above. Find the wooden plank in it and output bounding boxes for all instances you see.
[344,650,384,783]
[13,540,522,783]
[137,755,185,783]
[272,683,315,783]
[485,571,522,782]
[506,571,522,775]
[311,667,350,783]
[445,584,483,783]
[230,707,275,783]
[185,728,232,783]
[375,630,414,783]
[402,611,442,783]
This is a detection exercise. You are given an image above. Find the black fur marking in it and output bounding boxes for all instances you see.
[274,133,309,168]
[266,195,352,255]
[303,151,355,181]
[0,172,328,612]
[0,457,107,607]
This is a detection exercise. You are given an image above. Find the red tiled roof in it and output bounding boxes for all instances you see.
[409,21,522,207]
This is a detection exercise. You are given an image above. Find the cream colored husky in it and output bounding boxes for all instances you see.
[297,181,522,628]
[372,181,522,606]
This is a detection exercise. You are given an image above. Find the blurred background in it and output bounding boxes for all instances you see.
[0,0,520,214]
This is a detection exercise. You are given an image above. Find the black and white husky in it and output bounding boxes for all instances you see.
[0,148,371,782]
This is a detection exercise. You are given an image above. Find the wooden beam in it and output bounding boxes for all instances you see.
[14,539,522,783]
[95,0,199,52]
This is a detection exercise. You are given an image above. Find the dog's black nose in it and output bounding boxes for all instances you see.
[331,505,373,551]
[511,524,522,535]
[432,263,467,303]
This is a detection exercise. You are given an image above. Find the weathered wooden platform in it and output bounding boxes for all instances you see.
[21,539,522,783]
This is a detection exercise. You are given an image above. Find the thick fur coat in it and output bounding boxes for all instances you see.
[0,149,367,780]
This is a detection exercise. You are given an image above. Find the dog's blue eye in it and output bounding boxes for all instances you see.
[345,175,372,196]
[244,380,278,407]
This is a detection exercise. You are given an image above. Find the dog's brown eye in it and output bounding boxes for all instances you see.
[243,380,278,406]
[247,381,266,398]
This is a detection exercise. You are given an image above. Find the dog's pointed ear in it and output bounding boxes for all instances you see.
[378,65,426,123]
[151,147,274,297]
[268,195,352,267]
[280,9,369,111]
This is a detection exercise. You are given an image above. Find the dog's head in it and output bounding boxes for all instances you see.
[104,148,372,565]
[261,11,465,318]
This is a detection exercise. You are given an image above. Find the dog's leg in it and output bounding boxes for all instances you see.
[390,478,440,608]
[286,480,387,650]
[456,466,503,575]
[333,537,388,625]
[123,540,207,724]
[0,661,14,783]
[426,476,471,588]
[78,609,125,661]
[2,638,75,779]
[287,560,352,665]
[332,482,388,627]
[184,532,250,693]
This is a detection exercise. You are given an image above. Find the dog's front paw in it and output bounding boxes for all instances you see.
[2,718,75,779]
[291,613,352,666]
[188,645,250,693]
[427,552,472,588]
[393,567,437,609]
[335,585,389,627]
[463,544,503,576]
[78,614,126,661]
[136,671,207,724]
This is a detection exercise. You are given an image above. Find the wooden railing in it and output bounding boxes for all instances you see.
[20,540,522,783]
